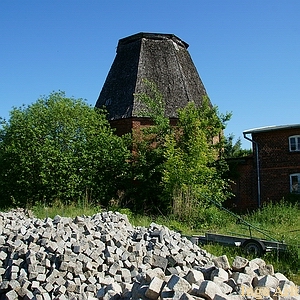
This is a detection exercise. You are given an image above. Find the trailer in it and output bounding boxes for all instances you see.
[192,232,287,257]
[189,199,290,257]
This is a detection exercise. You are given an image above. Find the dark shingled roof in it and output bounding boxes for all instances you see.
[95,32,210,120]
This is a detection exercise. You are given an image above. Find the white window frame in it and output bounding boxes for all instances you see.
[289,135,300,152]
[290,173,300,193]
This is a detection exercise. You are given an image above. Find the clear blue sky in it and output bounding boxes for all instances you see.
[1,1,299,149]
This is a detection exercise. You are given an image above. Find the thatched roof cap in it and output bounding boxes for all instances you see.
[96,32,209,120]
[118,32,189,49]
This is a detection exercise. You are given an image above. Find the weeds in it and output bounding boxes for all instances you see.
[31,199,102,219]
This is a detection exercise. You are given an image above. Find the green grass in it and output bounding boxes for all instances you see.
[31,199,102,219]
[24,199,300,285]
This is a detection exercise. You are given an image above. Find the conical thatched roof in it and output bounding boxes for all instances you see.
[96,32,209,120]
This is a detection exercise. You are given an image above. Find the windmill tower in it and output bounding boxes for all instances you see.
[95,32,210,135]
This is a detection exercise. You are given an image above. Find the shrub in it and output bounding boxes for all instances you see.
[0,91,130,208]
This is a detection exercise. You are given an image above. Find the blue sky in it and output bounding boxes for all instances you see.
[1,1,299,149]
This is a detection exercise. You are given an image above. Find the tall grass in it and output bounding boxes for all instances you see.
[244,201,300,245]
[32,199,102,219]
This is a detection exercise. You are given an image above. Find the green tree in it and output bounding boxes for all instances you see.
[123,80,171,213]
[0,91,130,208]
[223,134,252,158]
[162,98,232,222]
[130,80,232,221]
[221,134,253,184]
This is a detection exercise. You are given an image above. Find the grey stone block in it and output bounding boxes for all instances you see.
[36,273,46,282]
[213,255,231,271]
[232,272,253,288]
[145,276,165,299]
[232,256,249,272]
[16,287,30,298]
[179,291,196,300]
[218,282,233,295]
[41,293,52,300]
[54,294,68,300]
[257,275,279,289]
[23,289,35,300]
[5,289,19,300]
[213,293,230,300]
[185,269,204,285]
[0,251,8,261]
[211,268,229,282]
[65,280,76,292]
[197,280,224,300]
[120,268,132,283]
[108,262,119,276]
[54,284,67,295]
[145,267,166,283]
[167,274,191,293]
[43,282,54,293]
[152,254,168,272]
[31,280,40,289]
[258,264,274,276]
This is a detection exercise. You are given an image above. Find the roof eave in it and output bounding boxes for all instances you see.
[243,124,300,134]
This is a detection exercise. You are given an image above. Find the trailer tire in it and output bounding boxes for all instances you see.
[243,239,266,257]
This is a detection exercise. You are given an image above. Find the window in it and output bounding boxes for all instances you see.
[289,135,300,152]
[290,174,300,193]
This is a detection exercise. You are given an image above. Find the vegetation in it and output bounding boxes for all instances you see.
[32,199,102,220]
[0,91,130,208]
[0,88,298,284]
[126,80,232,226]
[0,86,240,225]
[223,134,252,158]
[162,100,231,224]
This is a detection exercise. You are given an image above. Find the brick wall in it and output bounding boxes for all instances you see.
[252,128,300,204]
[226,156,258,211]
[227,127,300,210]
[110,117,178,136]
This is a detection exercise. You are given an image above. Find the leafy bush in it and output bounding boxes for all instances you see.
[0,91,130,208]
[129,80,232,220]
[162,99,232,221]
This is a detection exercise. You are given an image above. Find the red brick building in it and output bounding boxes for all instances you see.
[229,124,300,210]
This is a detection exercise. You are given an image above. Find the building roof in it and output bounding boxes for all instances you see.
[95,32,209,120]
[118,32,189,49]
[243,124,300,134]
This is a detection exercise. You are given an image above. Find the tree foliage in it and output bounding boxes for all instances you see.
[0,91,130,208]
[0,85,242,222]
[123,80,171,212]
[129,81,232,222]
[162,99,232,222]
[223,134,252,158]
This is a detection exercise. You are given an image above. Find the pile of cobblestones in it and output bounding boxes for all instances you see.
[0,209,298,299]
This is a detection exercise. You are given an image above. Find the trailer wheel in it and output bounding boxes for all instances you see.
[243,239,266,257]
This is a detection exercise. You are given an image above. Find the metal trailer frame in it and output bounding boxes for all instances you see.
[193,232,287,257]
[191,199,290,257]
